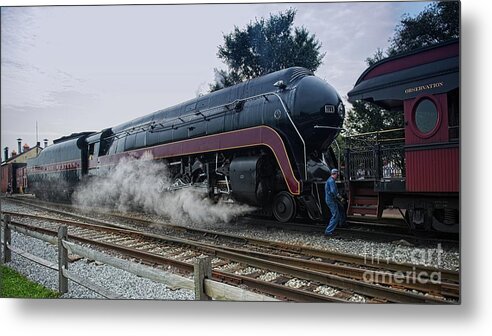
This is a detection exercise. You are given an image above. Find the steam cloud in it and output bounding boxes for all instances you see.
[72,152,255,225]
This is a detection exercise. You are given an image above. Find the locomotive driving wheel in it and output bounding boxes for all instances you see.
[272,191,297,223]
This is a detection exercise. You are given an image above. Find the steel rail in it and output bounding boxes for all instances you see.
[4,210,459,297]
[5,220,342,302]
[4,213,453,303]
[192,242,450,303]
[26,197,457,245]
[2,205,459,283]
[203,244,459,298]
[243,215,459,246]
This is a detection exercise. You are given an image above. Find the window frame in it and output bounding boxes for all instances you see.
[410,94,442,138]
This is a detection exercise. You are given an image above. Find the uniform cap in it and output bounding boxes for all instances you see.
[331,168,339,174]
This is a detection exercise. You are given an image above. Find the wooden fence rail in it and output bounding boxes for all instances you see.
[1,214,277,301]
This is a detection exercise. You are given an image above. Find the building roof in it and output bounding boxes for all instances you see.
[2,145,43,165]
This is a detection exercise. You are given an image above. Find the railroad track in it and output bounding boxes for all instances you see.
[2,197,459,303]
[5,195,459,245]
[239,215,459,246]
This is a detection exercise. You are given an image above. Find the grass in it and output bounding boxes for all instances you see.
[0,265,60,298]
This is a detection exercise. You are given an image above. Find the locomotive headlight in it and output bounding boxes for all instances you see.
[337,102,345,117]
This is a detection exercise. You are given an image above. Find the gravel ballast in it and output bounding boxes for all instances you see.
[2,225,194,300]
[1,198,460,300]
[2,200,195,300]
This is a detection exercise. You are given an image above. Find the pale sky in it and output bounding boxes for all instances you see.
[1,1,432,155]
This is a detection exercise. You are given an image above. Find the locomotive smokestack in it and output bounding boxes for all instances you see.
[4,147,8,162]
[17,138,22,154]
[44,138,48,148]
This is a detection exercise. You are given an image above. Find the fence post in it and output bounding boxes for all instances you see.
[194,256,212,301]
[58,226,68,294]
[1,214,11,263]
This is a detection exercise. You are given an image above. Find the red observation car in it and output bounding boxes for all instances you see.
[346,39,459,233]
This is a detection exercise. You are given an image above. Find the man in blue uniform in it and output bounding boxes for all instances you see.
[325,168,341,236]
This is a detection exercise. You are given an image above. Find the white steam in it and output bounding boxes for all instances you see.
[72,153,255,225]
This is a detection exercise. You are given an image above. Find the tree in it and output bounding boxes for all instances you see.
[386,1,459,56]
[348,1,460,133]
[209,69,242,93]
[345,100,404,135]
[365,48,386,67]
[210,9,324,91]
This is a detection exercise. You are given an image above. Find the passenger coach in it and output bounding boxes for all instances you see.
[345,38,459,233]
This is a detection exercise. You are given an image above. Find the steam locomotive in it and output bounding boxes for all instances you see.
[27,67,345,222]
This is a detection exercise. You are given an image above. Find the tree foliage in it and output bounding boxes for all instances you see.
[386,1,459,56]
[348,1,459,133]
[345,100,404,135]
[210,9,324,91]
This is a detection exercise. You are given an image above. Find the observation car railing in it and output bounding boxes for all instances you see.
[344,128,405,182]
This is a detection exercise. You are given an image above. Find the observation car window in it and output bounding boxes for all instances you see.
[414,98,438,134]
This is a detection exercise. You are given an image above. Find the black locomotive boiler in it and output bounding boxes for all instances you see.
[27,67,344,222]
